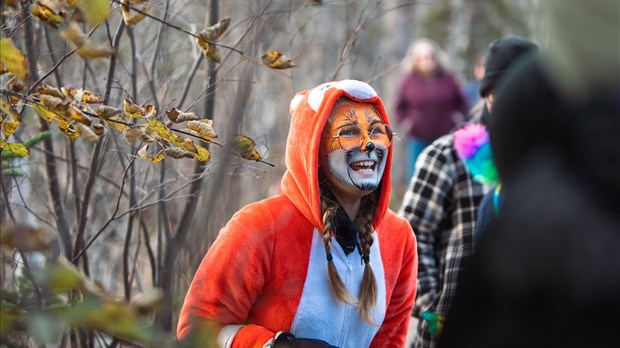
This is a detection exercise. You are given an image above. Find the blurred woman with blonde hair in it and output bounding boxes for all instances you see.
[395,39,467,181]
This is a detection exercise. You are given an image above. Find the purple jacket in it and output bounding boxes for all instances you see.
[395,72,468,142]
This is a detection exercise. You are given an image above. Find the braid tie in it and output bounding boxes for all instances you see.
[362,255,370,264]
[326,253,333,262]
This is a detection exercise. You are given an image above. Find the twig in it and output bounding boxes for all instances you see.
[104,20,126,103]
[28,48,78,94]
[110,0,243,54]
[43,26,63,86]
[150,0,170,76]
[73,137,103,265]
[0,172,16,222]
[72,156,136,263]
[140,218,157,285]
[177,54,204,108]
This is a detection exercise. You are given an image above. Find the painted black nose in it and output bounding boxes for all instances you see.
[365,141,375,151]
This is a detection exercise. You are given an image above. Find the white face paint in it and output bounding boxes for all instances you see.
[326,147,387,192]
[319,101,389,201]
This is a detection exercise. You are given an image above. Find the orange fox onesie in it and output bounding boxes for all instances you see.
[177,80,418,347]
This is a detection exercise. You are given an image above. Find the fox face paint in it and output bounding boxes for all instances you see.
[319,100,390,198]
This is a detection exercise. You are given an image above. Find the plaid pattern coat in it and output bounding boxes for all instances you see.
[398,132,490,348]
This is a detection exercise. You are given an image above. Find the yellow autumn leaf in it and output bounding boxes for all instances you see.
[61,87,103,104]
[0,139,29,157]
[120,1,148,26]
[76,0,109,27]
[231,134,273,166]
[123,125,154,143]
[60,23,114,58]
[169,135,197,153]
[70,107,92,126]
[8,78,26,105]
[1,119,20,138]
[8,78,25,91]
[0,38,28,82]
[231,134,260,160]
[0,222,51,252]
[60,22,87,46]
[103,116,129,133]
[37,84,65,98]
[124,99,156,118]
[198,17,230,41]
[163,147,194,159]
[40,94,71,120]
[77,44,115,58]
[166,108,200,123]
[81,90,103,103]
[261,50,297,69]
[194,17,230,63]
[187,119,217,142]
[75,123,98,142]
[195,38,222,64]
[138,144,164,163]
[0,99,21,121]
[124,98,143,118]
[193,144,211,162]
[31,102,56,123]
[56,118,79,141]
[146,119,172,141]
[8,78,26,92]
[32,1,65,28]
[96,105,123,119]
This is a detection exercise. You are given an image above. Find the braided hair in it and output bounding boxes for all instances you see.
[319,181,380,325]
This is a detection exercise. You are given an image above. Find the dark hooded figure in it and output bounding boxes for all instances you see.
[439,50,620,348]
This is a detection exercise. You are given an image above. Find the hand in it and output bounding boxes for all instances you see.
[273,332,339,348]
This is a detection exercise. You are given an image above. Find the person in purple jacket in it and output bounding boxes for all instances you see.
[395,39,468,181]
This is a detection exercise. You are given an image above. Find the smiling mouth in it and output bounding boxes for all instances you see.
[349,160,376,173]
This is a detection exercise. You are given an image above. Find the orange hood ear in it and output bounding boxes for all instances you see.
[281,80,393,230]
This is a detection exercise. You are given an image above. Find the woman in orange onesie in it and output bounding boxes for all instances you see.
[177,80,418,347]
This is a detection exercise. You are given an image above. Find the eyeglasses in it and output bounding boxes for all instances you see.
[327,123,394,151]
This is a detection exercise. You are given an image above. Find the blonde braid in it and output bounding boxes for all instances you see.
[355,190,379,325]
[320,185,355,304]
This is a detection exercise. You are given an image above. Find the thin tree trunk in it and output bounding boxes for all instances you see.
[23,3,73,259]
[155,0,220,332]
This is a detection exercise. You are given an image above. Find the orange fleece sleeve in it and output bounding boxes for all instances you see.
[371,218,418,347]
[177,202,276,346]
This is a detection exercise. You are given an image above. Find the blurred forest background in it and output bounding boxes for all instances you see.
[1,0,543,346]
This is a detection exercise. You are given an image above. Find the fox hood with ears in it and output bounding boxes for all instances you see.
[282,79,394,229]
[177,80,416,348]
